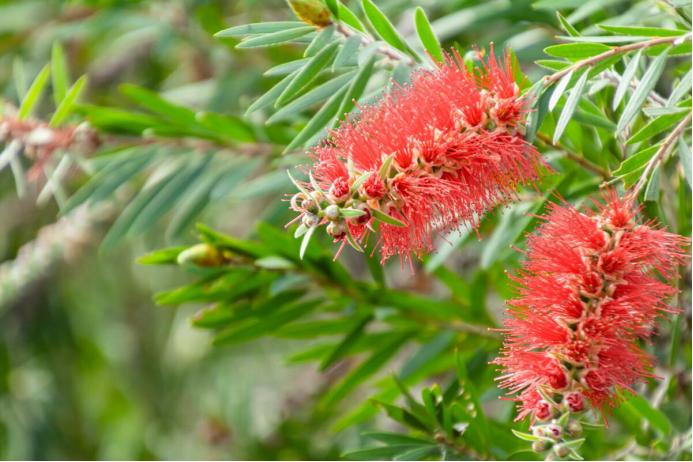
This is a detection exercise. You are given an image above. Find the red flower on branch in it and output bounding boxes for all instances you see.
[494,191,689,422]
[288,48,546,262]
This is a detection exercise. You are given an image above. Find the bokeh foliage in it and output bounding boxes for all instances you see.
[0,0,690,460]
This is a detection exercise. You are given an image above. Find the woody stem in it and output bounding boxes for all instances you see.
[630,111,692,198]
[543,34,692,86]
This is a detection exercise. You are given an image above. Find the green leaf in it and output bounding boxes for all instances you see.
[335,55,375,121]
[644,164,660,201]
[49,75,87,127]
[613,49,642,110]
[320,332,410,408]
[363,432,433,446]
[276,40,339,106]
[255,255,296,270]
[18,64,50,120]
[544,43,611,59]
[549,69,574,111]
[414,7,443,62]
[267,71,355,123]
[320,313,373,370]
[128,158,212,236]
[556,12,579,37]
[554,68,589,143]
[620,393,672,436]
[284,84,348,151]
[627,111,688,145]
[264,58,311,77]
[361,0,418,60]
[246,70,300,115]
[333,34,362,69]
[101,168,180,251]
[236,26,315,48]
[343,445,425,461]
[196,111,255,142]
[305,24,335,56]
[213,300,320,346]
[215,21,307,37]
[337,1,366,32]
[51,42,69,106]
[511,430,543,442]
[598,25,687,37]
[667,69,692,106]
[393,445,439,460]
[371,208,406,227]
[616,48,670,134]
[299,225,317,260]
[612,144,660,186]
[137,246,187,265]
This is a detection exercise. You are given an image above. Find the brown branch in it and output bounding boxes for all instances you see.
[544,34,692,86]
[630,111,692,197]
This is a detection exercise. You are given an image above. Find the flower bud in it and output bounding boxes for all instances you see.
[531,440,548,453]
[545,424,561,440]
[326,221,346,240]
[176,243,224,267]
[553,444,569,458]
[567,420,582,437]
[302,213,319,228]
[360,174,386,200]
[353,203,371,225]
[324,204,340,221]
[565,391,584,413]
[535,400,552,421]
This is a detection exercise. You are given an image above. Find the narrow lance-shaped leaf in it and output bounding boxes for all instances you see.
[549,69,574,111]
[333,34,362,69]
[236,26,315,48]
[215,21,306,37]
[335,55,375,123]
[414,7,443,62]
[616,48,670,134]
[276,41,340,106]
[50,75,88,127]
[18,64,51,120]
[284,85,349,151]
[554,68,589,144]
[361,0,419,61]
[268,71,355,124]
[613,49,642,110]
[51,42,69,106]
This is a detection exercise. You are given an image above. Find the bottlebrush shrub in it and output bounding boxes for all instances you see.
[494,191,689,456]
[288,49,546,262]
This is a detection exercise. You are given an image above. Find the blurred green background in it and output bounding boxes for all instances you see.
[0,0,689,460]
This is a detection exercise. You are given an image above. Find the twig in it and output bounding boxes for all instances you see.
[536,132,610,179]
[335,23,417,67]
[630,111,692,197]
[544,34,692,86]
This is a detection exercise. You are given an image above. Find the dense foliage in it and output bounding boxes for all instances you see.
[0,0,691,460]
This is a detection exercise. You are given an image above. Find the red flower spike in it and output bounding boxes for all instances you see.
[289,47,546,263]
[494,191,689,422]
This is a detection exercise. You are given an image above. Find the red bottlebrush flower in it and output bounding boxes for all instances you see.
[494,191,689,422]
[288,47,546,262]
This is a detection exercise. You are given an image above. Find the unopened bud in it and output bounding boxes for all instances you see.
[567,420,582,437]
[565,391,585,413]
[326,221,346,239]
[546,424,562,440]
[531,440,548,453]
[553,444,569,458]
[302,213,319,228]
[324,204,340,221]
[177,243,224,267]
